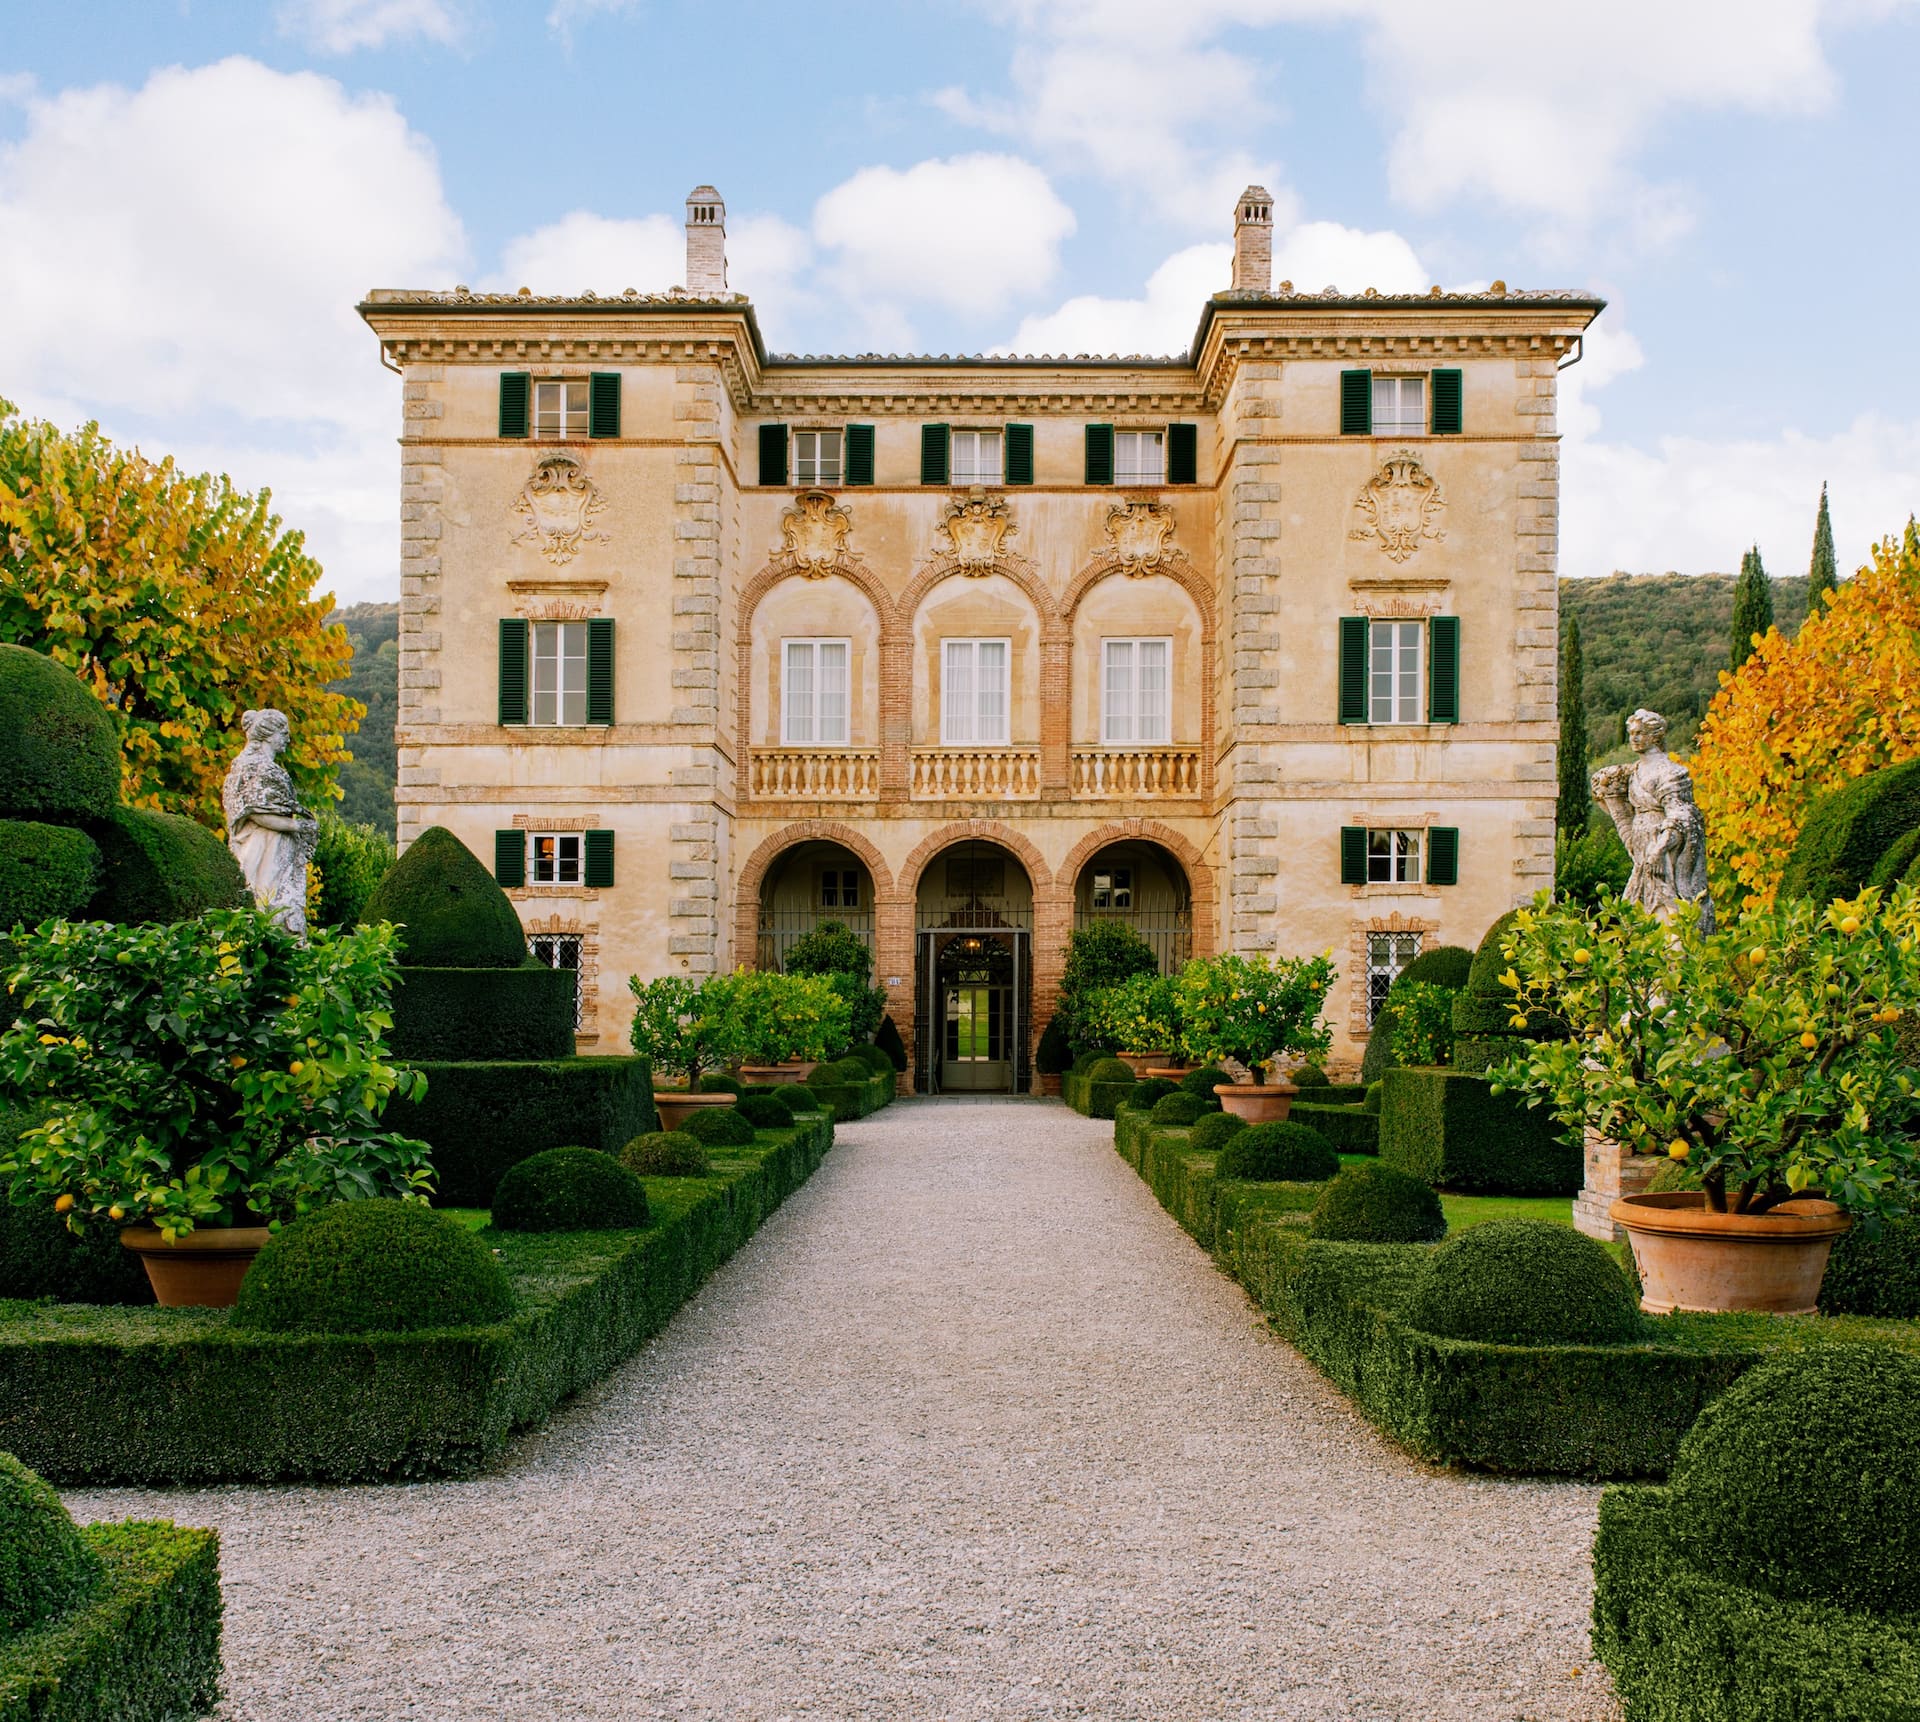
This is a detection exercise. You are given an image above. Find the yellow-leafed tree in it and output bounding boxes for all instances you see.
[1694,518,1920,905]
[0,401,359,826]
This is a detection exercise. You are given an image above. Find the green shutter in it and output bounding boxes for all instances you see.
[1338,616,1371,724]
[1430,368,1463,436]
[586,617,615,725]
[589,371,621,438]
[920,423,950,485]
[498,372,531,439]
[1340,369,1372,436]
[494,830,526,889]
[1427,826,1459,887]
[1340,827,1368,886]
[583,829,615,889]
[758,423,788,486]
[498,618,529,726]
[1429,616,1461,724]
[1004,423,1034,485]
[845,424,875,485]
[1084,423,1114,485]
[1166,422,1198,485]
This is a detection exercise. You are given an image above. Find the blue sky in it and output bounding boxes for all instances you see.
[2,0,1915,602]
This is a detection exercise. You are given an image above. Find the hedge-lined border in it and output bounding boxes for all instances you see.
[0,1115,833,1484]
[0,1521,222,1722]
[1111,1109,1920,1477]
[804,1071,895,1121]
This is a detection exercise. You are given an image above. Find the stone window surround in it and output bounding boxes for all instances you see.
[1348,910,1439,1040]
[523,909,602,1043]
[1347,809,1442,900]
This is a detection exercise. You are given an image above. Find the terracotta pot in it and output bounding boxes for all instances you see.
[1611,1191,1851,1315]
[1215,1082,1297,1123]
[739,1065,805,1084]
[1144,1067,1192,1082]
[653,1091,738,1132]
[1037,1073,1062,1096]
[120,1224,271,1309]
[1117,1051,1169,1075]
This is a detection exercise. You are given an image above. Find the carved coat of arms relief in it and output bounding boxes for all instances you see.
[936,488,1016,575]
[774,490,854,577]
[511,455,609,566]
[1349,451,1447,563]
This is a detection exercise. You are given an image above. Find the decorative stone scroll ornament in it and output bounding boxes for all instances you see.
[1349,450,1447,563]
[512,455,609,565]
[1592,708,1716,932]
[222,708,317,939]
[1092,498,1187,578]
[774,489,854,578]
[936,488,1017,574]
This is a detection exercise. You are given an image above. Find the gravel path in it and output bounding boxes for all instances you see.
[67,1099,1621,1721]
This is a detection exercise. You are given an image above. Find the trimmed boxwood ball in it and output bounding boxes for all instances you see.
[1150,1091,1207,1127]
[680,1104,756,1147]
[1361,1081,1383,1115]
[358,825,528,967]
[619,1130,711,1177]
[232,1199,514,1334]
[490,1146,649,1232]
[1867,822,1920,890]
[87,804,248,923]
[773,1083,821,1113]
[0,819,100,930]
[0,643,121,823]
[1180,1065,1233,1099]
[1819,1215,1920,1318]
[1292,1064,1330,1089]
[1396,943,1474,991]
[1780,758,1920,905]
[1188,1110,1248,1154]
[852,1044,894,1076]
[1218,1120,1338,1182]
[697,1072,745,1097]
[1665,1347,1920,1616]
[1309,1163,1446,1243]
[0,1449,101,1636]
[1086,1057,1135,1086]
[1403,1218,1640,1347]
[738,1090,795,1129]
[1124,1077,1177,1112]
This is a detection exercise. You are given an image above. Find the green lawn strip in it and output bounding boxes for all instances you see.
[1116,1111,1918,1476]
[0,1521,221,1722]
[0,1117,831,1485]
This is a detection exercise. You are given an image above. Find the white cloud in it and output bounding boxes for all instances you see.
[1271,219,1426,294]
[276,0,464,54]
[485,211,683,295]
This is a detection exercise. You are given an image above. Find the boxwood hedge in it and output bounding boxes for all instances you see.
[1779,758,1920,905]
[86,806,247,925]
[387,963,576,1062]
[1379,1067,1580,1195]
[0,821,100,932]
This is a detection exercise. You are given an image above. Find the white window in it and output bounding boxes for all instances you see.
[528,932,584,1029]
[531,621,589,726]
[1367,829,1423,885]
[1366,930,1423,1024]
[528,833,582,885]
[941,638,1010,746]
[794,429,842,486]
[781,639,850,746]
[1369,620,1423,725]
[1102,638,1171,744]
[951,429,1003,485]
[534,379,588,439]
[1372,376,1426,436]
[1090,867,1133,911]
[1114,429,1165,486]
[820,869,861,910]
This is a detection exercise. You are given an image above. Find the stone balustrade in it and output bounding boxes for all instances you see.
[910,748,1042,800]
[1070,747,1203,798]
[746,749,880,799]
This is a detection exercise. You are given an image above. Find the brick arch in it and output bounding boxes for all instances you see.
[1052,819,1217,962]
[734,820,897,975]
[895,557,1061,632]
[897,819,1053,900]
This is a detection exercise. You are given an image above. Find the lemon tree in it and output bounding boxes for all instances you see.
[1173,952,1336,1078]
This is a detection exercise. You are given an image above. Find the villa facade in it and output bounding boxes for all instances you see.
[360,187,1601,1088]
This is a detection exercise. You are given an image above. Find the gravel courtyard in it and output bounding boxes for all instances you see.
[67,1099,1621,1721]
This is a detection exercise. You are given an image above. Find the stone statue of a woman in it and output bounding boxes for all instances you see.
[223,709,319,938]
[1591,708,1715,932]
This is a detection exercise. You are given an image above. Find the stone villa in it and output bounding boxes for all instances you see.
[359,188,1601,1089]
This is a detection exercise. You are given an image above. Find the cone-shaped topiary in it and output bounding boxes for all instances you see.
[0,644,121,824]
[1402,1218,1639,1346]
[1149,1091,1207,1126]
[232,1200,513,1334]
[875,1014,909,1071]
[1189,1110,1248,1154]
[772,1083,820,1113]
[88,804,248,923]
[358,826,528,967]
[490,1146,649,1232]
[619,1131,711,1177]
[1309,1163,1446,1242]
[1180,1066,1233,1098]
[1665,1348,1920,1616]
[1218,1120,1338,1182]
[680,1104,756,1147]
[738,1090,795,1129]
[0,820,100,930]
[0,1449,101,1636]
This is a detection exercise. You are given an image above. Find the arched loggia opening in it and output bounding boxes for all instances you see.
[756,839,876,971]
[914,839,1033,1093]
[1073,840,1193,973]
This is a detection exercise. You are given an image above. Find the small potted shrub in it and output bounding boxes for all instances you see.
[1173,952,1336,1122]
[728,969,850,1082]
[0,909,431,1306]
[782,919,886,1078]
[627,972,742,1131]
[1495,883,1920,1314]
[1094,972,1179,1074]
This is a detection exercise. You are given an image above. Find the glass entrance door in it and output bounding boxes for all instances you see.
[917,930,1024,1093]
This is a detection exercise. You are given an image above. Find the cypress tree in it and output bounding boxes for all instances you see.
[1807,482,1838,617]
[1556,613,1589,837]
[1730,545,1773,673]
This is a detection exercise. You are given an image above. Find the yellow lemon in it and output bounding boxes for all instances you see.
[1667,1140,1689,1162]
[230,1055,247,1069]
[1840,915,1861,935]
[1800,1031,1819,1050]
[53,1193,74,1213]
[1509,1014,1530,1029]
[116,950,132,964]
[289,1059,304,1075]
[108,1205,125,1221]
[1747,947,1766,966]
[1573,948,1591,965]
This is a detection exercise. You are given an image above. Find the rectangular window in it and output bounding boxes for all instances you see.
[941,638,1010,746]
[1114,429,1165,486]
[781,638,850,746]
[1366,829,1424,884]
[1369,620,1424,725]
[1371,376,1426,436]
[950,429,1003,485]
[820,869,861,910]
[794,429,842,486]
[533,379,589,439]
[528,932,584,1030]
[1366,930,1423,1025]
[1090,867,1133,911]
[531,620,589,726]
[1102,638,1171,744]
[529,832,583,885]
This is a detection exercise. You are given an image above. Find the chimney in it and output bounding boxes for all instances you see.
[685,185,727,294]
[1232,186,1273,293]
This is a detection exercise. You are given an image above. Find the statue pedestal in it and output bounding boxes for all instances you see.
[1574,1128,1658,1242]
